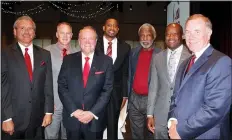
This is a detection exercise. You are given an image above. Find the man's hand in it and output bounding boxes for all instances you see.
[168,120,181,139]
[147,117,155,133]
[120,98,127,110]
[72,109,84,119]
[42,114,52,127]
[78,111,94,124]
[2,120,14,135]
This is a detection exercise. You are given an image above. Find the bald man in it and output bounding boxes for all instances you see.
[147,23,190,139]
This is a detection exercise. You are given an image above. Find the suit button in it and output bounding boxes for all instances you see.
[30,88,32,90]
[29,101,31,103]
[170,87,173,90]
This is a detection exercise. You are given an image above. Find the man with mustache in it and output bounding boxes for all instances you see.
[128,23,160,139]
[147,23,191,139]
[96,18,131,140]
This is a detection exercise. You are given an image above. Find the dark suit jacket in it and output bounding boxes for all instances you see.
[128,45,161,98]
[169,45,232,139]
[96,37,130,110]
[58,51,113,132]
[1,43,54,131]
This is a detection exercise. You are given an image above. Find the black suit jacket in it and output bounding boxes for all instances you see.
[58,51,113,132]
[1,43,54,131]
[96,37,131,110]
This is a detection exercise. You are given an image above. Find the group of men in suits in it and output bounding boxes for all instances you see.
[1,13,231,140]
[1,16,131,140]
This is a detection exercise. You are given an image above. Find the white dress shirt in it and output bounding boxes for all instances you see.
[70,52,98,120]
[167,43,211,129]
[103,36,117,64]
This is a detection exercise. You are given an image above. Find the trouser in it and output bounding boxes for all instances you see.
[128,91,154,140]
[66,124,103,140]
[45,109,67,139]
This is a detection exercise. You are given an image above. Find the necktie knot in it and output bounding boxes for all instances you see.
[185,55,196,75]
[85,57,90,62]
[63,48,67,57]
[25,48,29,52]
[108,41,112,46]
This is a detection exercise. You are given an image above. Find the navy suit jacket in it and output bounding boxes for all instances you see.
[127,45,161,98]
[169,45,232,139]
[58,51,113,132]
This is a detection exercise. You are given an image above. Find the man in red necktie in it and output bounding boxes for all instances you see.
[1,15,54,139]
[44,22,79,140]
[58,26,113,140]
[96,18,131,140]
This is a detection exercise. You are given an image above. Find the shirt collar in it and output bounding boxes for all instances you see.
[81,52,94,60]
[57,42,70,51]
[193,43,210,59]
[18,42,33,52]
[167,44,183,54]
[103,36,117,44]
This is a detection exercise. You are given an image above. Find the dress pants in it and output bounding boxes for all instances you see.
[45,108,66,139]
[106,93,121,140]
[128,91,154,140]
[66,123,103,140]
[2,125,44,140]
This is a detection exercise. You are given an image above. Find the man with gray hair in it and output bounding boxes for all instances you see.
[1,15,54,139]
[128,23,161,139]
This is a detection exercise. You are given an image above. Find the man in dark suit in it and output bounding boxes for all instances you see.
[168,14,231,139]
[58,26,114,140]
[1,16,54,139]
[96,18,131,140]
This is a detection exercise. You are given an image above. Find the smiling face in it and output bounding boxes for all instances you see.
[165,23,183,50]
[103,18,119,40]
[78,27,97,56]
[139,26,154,48]
[13,19,35,47]
[56,23,73,46]
[185,17,212,53]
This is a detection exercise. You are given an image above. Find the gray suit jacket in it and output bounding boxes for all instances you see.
[44,43,80,111]
[147,45,190,127]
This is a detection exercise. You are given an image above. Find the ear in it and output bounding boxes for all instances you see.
[13,28,16,38]
[103,26,105,32]
[56,32,58,38]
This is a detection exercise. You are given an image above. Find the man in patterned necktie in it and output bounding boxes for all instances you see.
[147,23,190,139]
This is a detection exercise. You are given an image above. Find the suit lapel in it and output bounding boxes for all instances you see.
[32,45,41,85]
[12,43,31,84]
[172,46,191,85]
[113,40,123,71]
[163,50,171,84]
[179,46,214,90]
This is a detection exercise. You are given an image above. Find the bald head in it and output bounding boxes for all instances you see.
[165,23,183,50]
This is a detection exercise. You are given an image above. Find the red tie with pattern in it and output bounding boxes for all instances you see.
[24,48,33,81]
[185,55,196,75]
[63,48,67,57]
[106,41,112,57]
[83,57,90,88]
